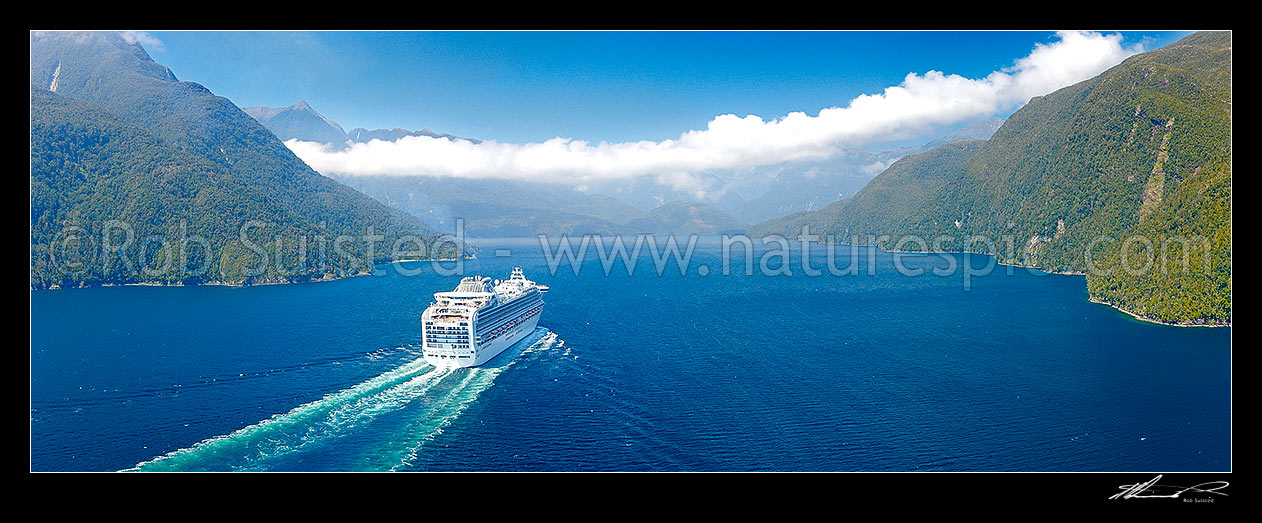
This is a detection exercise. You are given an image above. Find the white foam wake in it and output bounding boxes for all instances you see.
[126,328,562,471]
[371,329,561,471]
[126,357,449,471]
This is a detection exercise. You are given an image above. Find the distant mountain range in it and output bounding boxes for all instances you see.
[749,139,986,241]
[243,101,479,148]
[346,127,479,144]
[242,102,351,146]
[29,31,460,288]
[247,103,1000,236]
[750,31,1231,326]
[247,102,753,236]
[726,118,1004,224]
[332,174,747,237]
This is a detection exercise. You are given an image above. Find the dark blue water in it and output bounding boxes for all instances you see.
[29,237,1231,471]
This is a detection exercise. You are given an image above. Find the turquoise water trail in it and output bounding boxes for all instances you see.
[128,328,555,471]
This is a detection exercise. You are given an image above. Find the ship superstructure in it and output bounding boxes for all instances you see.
[421,267,547,368]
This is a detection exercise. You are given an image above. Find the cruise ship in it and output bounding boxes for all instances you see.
[421,267,547,368]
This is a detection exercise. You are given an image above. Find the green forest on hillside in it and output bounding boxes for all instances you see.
[31,88,464,288]
[30,32,462,288]
[749,31,1231,325]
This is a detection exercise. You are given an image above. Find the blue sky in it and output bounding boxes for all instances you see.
[146,30,1191,146]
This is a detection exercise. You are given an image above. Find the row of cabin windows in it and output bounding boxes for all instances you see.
[475,306,541,337]
[475,297,539,322]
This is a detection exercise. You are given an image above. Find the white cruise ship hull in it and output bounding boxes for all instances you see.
[421,268,547,369]
[424,312,539,368]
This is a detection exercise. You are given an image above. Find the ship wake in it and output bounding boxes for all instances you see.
[126,327,557,471]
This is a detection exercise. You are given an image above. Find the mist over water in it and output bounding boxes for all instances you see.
[31,238,1231,471]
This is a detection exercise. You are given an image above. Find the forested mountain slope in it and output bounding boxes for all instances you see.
[30,32,459,288]
[749,31,1231,325]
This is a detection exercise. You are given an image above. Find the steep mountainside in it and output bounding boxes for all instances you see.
[30,31,458,288]
[750,31,1231,325]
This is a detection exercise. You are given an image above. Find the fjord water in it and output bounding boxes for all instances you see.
[30,237,1231,471]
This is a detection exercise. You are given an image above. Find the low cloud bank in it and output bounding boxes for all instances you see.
[289,31,1140,190]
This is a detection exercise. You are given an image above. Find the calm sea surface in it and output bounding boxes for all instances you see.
[29,237,1231,471]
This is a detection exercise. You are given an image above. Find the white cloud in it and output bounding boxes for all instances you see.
[120,31,165,51]
[861,161,892,176]
[289,31,1141,190]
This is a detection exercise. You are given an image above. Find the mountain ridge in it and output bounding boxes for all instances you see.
[243,101,481,147]
[242,101,351,146]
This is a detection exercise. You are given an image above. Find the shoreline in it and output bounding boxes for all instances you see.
[32,252,1232,328]
[877,249,1090,276]
[994,261,1086,276]
[797,244,1224,326]
[32,256,476,291]
[1087,297,1230,328]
